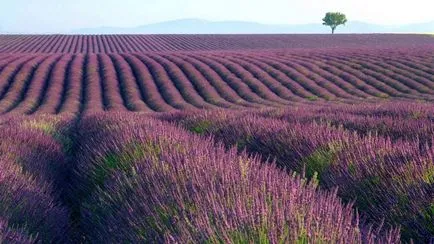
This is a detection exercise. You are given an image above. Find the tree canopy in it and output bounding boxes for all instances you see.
[322,12,347,34]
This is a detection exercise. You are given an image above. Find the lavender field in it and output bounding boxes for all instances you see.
[0,35,433,243]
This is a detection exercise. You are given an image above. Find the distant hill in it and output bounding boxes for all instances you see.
[72,18,434,34]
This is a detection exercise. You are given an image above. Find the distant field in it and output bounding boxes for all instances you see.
[0,35,433,243]
[0,34,433,53]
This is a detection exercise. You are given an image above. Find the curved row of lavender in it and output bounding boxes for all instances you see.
[0,113,400,243]
[0,48,433,114]
[159,102,434,242]
[0,34,433,53]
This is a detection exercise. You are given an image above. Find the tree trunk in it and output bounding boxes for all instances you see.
[332,27,335,34]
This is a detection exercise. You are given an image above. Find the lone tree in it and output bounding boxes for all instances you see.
[322,12,347,34]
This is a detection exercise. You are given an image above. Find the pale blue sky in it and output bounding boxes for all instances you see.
[1,0,433,33]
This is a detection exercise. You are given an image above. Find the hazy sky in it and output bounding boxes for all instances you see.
[1,0,434,33]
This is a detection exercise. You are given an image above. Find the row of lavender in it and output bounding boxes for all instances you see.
[0,115,71,242]
[159,102,434,242]
[0,113,400,243]
[1,49,434,114]
[1,34,433,53]
[70,113,398,243]
[259,102,434,144]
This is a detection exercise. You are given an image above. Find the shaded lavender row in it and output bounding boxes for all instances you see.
[160,108,433,242]
[0,34,433,53]
[69,113,398,243]
[0,218,34,243]
[0,115,70,243]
